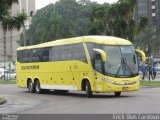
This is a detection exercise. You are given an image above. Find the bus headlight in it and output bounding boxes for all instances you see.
[104,79,139,85]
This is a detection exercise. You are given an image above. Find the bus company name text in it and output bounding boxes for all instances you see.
[21,65,39,70]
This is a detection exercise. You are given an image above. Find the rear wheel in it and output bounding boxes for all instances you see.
[86,81,92,98]
[115,92,121,97]
[28,80,35,93]
[35,80,42,94]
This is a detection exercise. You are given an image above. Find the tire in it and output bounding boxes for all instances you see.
[28,80,35,93]
[115,92,121,97]
[35,80,42,94]
[86,81,92,98]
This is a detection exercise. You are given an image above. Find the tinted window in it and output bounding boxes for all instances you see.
[39,47,51,62]
[30,49,40,62]
[86,42,96,61]
[17,50,30,63]
[51,46,61,61]
[61,45,72,60]
[73,43,87,62]
[17,47,51,63]
[17,43,87,63]
[86,42,101,65]
[95,54,102,73]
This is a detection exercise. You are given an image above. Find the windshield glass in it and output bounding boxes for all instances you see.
[101,45,138,77]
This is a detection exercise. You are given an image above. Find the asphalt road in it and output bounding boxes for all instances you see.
[0,84,160,114]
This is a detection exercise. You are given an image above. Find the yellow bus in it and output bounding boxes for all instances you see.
[16,36,146,97]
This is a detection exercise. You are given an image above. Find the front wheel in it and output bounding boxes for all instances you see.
[86,81,92,98]
[115,92,121,97]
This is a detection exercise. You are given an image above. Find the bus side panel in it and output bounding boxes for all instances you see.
[72,61,95,91]
[16,62,28,88]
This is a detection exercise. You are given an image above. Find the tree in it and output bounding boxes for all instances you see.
[88,3,110,35]
[134,28,160,81]
[88,0,148,42]
[0,0,27,80]
[20,0,94,45]
[0,0,18,21]
[7,13,27,59]
[134,28,160,56]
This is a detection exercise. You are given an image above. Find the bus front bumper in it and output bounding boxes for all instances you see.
[104,82,140,92]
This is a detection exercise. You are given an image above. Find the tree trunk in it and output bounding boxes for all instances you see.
[10,30,13,62]
[2,29,7,81]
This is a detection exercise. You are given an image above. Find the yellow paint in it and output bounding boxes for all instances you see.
[16,36,141,93]
[135,49,146,62]
[93,49,107,62]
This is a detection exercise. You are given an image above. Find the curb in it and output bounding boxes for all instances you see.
[0,97,7,105]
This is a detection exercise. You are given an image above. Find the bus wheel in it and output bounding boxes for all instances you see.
[86,81,92,98]
[115,92,121,97]
[35,80,42,94]
[28,80,35,93]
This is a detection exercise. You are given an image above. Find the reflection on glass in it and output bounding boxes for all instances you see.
[101,45,138,77]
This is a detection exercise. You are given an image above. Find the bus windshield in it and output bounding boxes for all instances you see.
[101,45,138,78]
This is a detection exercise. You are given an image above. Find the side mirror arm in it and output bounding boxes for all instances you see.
[93,49,107,62]
[135,49,146,62]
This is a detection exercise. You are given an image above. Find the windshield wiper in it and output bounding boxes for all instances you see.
[115,56,134,77]
[121,57,134,77]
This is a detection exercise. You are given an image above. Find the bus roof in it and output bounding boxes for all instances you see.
[17,36,132,50]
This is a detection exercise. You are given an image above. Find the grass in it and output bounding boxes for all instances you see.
[0,97,6,105]
[140,80,160,87]
[0,80,16,84]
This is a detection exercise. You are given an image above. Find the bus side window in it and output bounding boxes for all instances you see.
[39,48,51,62]
[73,43,87,63]
[17,50,25,63]
[20,50,30,63]
[61,45,72,61]
[86,42,96,65]
[17,51,21,62]
[52,46,61,61]
[30,49,40,62]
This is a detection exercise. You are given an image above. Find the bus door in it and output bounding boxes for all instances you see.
[94,54,104,92]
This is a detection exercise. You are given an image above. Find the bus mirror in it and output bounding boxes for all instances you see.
[93,49,107,62]
[135,49,146,62]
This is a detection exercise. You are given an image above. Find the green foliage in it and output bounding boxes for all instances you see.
[0,80,16,84]
[1,12,27,31]
[0,0,27,62]
[20,0,148,45]
[20,0,93,46]
[140,81,160,87]
[134,28,160,56]
[88,0,147,42]
[0,0,27,35]
[0,97,6,105]
[137,16,148,33]
[0,0,18,21]
[14,12,27,30]
[88,3,109,35]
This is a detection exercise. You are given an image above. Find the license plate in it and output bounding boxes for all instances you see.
[122,87,129,91]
